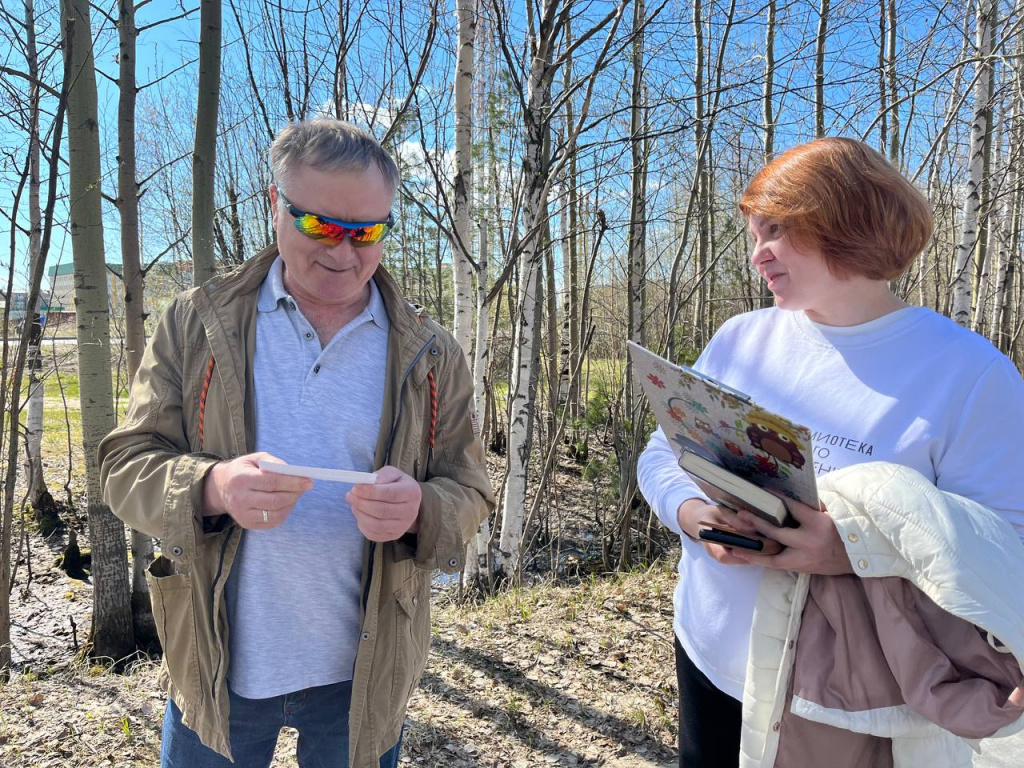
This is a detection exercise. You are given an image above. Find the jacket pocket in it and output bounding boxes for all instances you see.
[147,555,202,707]
[389,570,430,726]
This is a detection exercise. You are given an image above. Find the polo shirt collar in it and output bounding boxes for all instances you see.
[257,255,390,332]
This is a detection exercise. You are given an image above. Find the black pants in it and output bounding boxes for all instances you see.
[675,637,742,768]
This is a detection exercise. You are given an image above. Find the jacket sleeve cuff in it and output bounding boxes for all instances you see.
[164,454,226,566]
[391,481,463,574]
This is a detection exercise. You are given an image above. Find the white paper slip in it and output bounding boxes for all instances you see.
[258,460,377,484]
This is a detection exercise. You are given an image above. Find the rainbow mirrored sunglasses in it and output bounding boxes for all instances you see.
[277,189,395,247]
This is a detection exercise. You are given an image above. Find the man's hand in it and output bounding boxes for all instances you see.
[202,452,313,529]
[677,498,760,566]
[731,498,853,575]
[347,465,422,542]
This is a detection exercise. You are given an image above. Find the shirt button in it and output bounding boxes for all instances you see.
[304,331,313,340]
[772,721,781,732]
[848,532,859,543]
[361,632,371,641]
[313,364,321,374]
[171,546,183,557]
[787,640,794,650]
[448,557,458,568]
[430,347,440,356]
[858,559,869,570]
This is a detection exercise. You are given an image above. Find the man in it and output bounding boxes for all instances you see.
[99,119,494,768]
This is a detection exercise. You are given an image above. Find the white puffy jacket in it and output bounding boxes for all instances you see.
[740,462,1024,768]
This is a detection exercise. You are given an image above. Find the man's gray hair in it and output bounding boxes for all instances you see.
[270,119,400,195]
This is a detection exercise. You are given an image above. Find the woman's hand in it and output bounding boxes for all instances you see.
[677,498,761,566]
[731,498,853,575]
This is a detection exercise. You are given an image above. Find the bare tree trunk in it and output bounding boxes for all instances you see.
[117,0,158,650]
[62,0,134,661]
[497,77,547,581]
[887,0,899,162]
[495,0,628,581]
[759,0,777,309]
[993,38,1023,352]
[544,215,558,433]
[973,89,1001,336]
[763,0,776,164]
[815,0,830,137]
[619,0,647,570]
[559,18,581,426]
[23,0,53,522]
[1,5,70,675]
[691,0,709,346]
[335,0,351,119]
[192,0,222,285]
[452,0,477,357]
[464,215,490,587]
[971,23,998,332]
[877,0,888,152]
[952,0,995,326]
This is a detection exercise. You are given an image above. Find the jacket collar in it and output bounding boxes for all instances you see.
[198,243,432,347]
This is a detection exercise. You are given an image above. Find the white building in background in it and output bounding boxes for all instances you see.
[0,291,29,321]
[47,262,125,316]
[45,260,192,334]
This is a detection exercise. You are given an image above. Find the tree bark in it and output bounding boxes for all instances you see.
[815,0,830,137]
[117,0,158,650]
[887,0,899,162]
[691,0,709,347]
[452,0,477,358]
[619,0,647,569]
[23,0,50,517]
[952,0,995,327]
[192,0,222,285]
[62,0,134,661]
[497,53,548,581]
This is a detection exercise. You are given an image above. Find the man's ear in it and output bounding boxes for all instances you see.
[268,184,279,228]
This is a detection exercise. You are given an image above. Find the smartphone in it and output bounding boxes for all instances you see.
[697,521,783,555]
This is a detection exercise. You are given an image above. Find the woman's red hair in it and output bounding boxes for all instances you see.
[739,138,933,280]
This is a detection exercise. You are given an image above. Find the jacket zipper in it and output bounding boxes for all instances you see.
[210,526,236,704]
[362,333,437,614]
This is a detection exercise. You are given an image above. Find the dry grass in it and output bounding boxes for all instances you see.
[0,568,679,768]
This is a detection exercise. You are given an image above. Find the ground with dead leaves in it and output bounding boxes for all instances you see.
[0,566,679,768]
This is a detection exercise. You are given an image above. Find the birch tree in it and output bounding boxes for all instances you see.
[452,0,477,357]
[952,0,995,327]
[61,0,134,660]
[495,0,632,581]
[992,24,1024,352]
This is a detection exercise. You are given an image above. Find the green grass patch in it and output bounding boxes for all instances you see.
[43,371,80,400]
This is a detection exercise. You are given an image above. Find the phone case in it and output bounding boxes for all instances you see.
[697,522,784,555]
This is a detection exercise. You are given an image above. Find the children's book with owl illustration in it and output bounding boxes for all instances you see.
[628,341,819,527]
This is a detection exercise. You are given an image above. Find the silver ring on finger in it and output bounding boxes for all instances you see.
[261,509,269,524]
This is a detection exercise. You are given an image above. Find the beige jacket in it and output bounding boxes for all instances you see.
[98,246,494,765]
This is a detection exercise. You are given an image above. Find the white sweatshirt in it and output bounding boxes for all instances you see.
[637,306,1024,700]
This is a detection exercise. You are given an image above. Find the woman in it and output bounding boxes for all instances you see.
[637,137,1024,767]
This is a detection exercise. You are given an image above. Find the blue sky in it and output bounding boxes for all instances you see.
[1,0,982,299]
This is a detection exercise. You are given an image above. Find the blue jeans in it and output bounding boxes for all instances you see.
[160,680,402,768]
